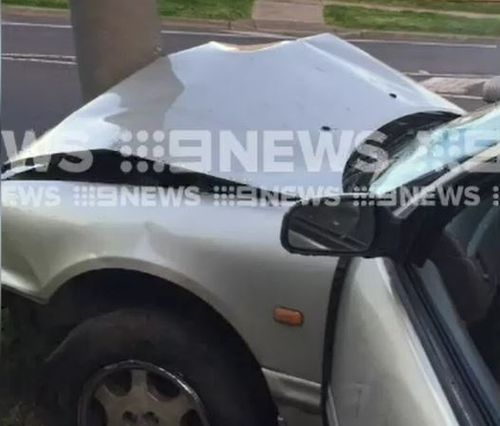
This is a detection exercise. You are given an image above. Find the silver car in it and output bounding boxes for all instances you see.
[2,34,500,426]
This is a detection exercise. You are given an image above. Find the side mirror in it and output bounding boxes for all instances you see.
[281,195,398,257]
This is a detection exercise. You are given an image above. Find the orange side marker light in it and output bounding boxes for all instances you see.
[273,307,304,327]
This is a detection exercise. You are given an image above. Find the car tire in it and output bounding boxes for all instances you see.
[39,308,277,426]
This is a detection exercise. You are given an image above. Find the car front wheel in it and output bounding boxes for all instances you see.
[39,309,277,426]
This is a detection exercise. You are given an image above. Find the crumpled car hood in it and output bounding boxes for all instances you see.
[10,33,463,193]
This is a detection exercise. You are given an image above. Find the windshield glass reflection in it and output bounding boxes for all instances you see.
[371,105,500,195]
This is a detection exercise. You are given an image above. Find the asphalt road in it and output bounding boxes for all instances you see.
[2,18,497,155]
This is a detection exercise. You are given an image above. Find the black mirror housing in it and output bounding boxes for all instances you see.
[281,195,402,258]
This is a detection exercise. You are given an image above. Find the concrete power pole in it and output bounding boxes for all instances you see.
[69,0,163,101]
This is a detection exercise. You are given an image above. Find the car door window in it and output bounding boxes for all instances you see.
[423,196,500,384]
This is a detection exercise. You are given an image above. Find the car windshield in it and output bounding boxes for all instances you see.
[370,105,500,195]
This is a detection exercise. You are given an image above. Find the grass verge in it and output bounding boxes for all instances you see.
[325,4,500,36]
[2,0,255,20]
[330,0,500,15]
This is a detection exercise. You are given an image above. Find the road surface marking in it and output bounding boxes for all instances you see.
[2,53,75,59]
[2,20,498,48]
[2,21,70,29]
[161,29,292,39]
[2,56,75,65]
[420,77,486,94]
[444,94,483,100]
[2,21,291,40]
[407,70,494,79]
[348,38,497,49]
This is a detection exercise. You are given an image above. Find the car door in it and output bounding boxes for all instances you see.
[318,192,500,426]
[326,256,465,426]
[325,195,500,426]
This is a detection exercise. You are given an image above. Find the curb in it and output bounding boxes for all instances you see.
[2,4,500,43]
[2,4,68,17]
[2,4,70,24]
[1,5,333,35]
[2,5,233,30]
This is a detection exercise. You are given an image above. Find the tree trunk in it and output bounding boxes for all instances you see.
[69,0,163,101]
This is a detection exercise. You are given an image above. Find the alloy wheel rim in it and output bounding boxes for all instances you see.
[78,360,210,426]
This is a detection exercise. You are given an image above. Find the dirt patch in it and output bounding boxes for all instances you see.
[0,309,46,426]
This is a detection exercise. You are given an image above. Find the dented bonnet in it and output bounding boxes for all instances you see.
[9,34,463,194]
